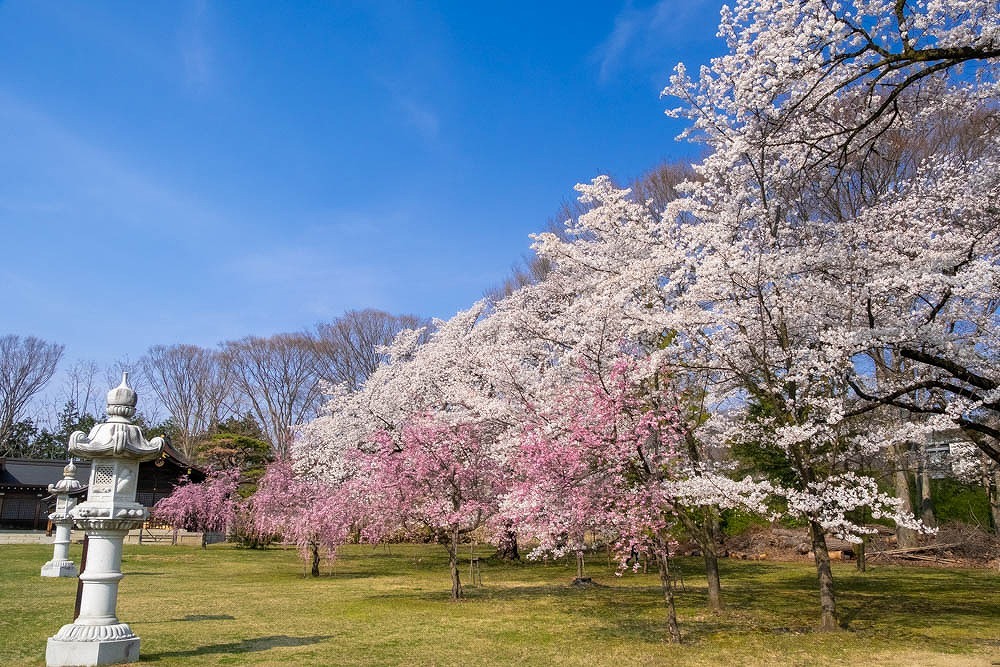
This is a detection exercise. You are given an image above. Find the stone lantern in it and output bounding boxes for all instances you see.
[46,373,164,667]
[41,460,83,578]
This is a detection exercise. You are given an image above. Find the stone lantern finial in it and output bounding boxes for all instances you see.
[105,373,137,421]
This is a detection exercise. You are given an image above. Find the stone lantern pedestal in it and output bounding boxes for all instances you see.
[41,461,82,578]
[46,374,163,667]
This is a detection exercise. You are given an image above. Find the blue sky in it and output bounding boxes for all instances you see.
[1,1,723,374]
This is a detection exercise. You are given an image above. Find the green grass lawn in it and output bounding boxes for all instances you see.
[2,542,998,666]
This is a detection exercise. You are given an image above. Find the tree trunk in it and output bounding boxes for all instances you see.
[495,521,520,561]
[676,508,723,612]
[654,534,682,643]
[200,531,207,550]
[855,537,867,573]
[809,520,840,631]
[702,538,723,613]
[988,468,1000,536]
[703,514,724,612]
[311,542,320,577]
[893,442,918,548]
[575,550,585,579]
[919,445,936,528]
[448,527,463,601]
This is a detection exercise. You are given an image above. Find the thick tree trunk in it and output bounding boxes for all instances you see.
[809,520,840,631]
[448,528,463,601]
[855,537,867,573]
[311,542,320,577]
[893,443,918,548]
[495,521,520,561]
[654,535,682,643]
[575,550,585,579]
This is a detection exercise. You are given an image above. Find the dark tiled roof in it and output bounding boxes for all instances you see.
[0,459,91,490]
[0,446,202,491]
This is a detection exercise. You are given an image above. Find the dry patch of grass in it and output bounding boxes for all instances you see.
[2,542,998,666]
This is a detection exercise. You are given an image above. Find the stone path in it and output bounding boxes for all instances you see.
[0,528,212,546]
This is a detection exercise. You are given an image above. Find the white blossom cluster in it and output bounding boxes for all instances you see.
[784,473,929,543]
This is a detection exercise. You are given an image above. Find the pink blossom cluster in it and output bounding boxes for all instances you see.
[504,359,685,569]
[152,468,240,536]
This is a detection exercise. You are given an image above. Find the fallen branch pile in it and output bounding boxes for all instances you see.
[872,543,963,564]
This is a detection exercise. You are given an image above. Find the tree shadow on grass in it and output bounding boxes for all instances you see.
[702,562,1000,647]
[367,580,645,604]
[309,569,378,581]
[358,561,1000,650]
[141,634,332,661]
[581,561,991,644]
[370,579,688,643]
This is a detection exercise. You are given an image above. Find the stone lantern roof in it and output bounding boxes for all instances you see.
[68,373,164,462]
[48,461,83,495]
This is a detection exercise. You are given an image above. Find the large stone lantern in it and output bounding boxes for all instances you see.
[46,373,164,667]
[41,460,83,578]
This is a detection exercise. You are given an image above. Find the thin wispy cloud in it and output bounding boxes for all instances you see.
[227,245,342,286]
[373,73,445,147]
[594,0,718,83]
[0,91,228,241]
[396,95,441,143]
[224,242,387,318]
[178,0,214,89]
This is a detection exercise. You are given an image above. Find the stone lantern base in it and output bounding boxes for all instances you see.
[46,624,139,667]
[40,559,78,578]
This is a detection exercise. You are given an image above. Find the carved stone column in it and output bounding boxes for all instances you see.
[41,461,83,578]
[46,373,163,667]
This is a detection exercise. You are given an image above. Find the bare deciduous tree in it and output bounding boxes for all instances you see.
[0,335,63,456]
[630,161,698,216]
[59,360,103,419]
[141,344,233,461]
[223,333,323,459]
[312,309,429,392]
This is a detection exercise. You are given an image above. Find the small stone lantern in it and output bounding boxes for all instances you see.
[41,460,83,578]
[46,373,164,667]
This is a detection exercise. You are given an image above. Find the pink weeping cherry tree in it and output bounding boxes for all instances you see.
[248,461,354,576]
[152,468,241,549]
[355,415,507,601]
[505,357,688,642]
